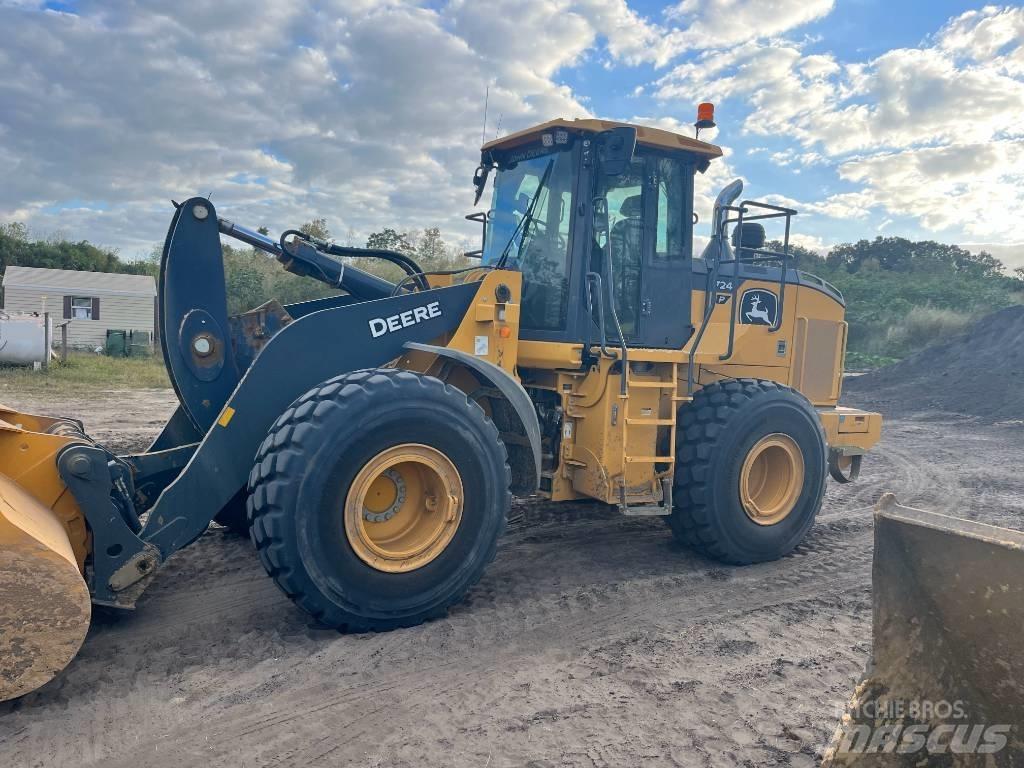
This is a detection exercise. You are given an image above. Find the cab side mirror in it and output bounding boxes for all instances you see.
[597,127,637,177]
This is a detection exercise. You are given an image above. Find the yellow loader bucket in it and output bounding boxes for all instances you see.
[824,494,1024,766]
[0,473,91,702]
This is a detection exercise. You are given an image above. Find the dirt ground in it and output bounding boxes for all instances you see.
[0,385,1022,768]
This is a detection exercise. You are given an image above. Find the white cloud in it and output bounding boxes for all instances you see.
[665,0,834,50]
[788,232,831,255]
[961,242,1024,271]
[805,191,878,220]
[655,7,1024,156]
[0,0,836,255]
[9,0,1020,260]
[573,0,683,66]
[0,0,597,252]
[839,139,1024,241]
[769,150,825,168]
[761,190,876,221]
[652,5,1024,242]
[937,5,1024,67]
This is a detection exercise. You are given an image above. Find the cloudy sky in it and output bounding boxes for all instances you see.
[1,0,1022,267]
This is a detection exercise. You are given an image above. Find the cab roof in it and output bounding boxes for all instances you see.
[481,118,723,160]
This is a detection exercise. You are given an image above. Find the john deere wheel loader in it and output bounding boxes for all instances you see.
[1,115,884,700]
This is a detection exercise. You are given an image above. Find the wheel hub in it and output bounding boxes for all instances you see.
[740,433,805,526]
[362,469,406,523]
[344,444,463,573]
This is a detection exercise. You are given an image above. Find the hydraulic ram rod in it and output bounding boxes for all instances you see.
[217,217,396,300]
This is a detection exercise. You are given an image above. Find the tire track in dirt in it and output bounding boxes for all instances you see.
[93,519,878,768]
[0,415,983,768]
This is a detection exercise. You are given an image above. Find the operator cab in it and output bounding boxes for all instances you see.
[474,118,722,350]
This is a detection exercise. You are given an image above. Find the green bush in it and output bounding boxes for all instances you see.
[844,350,900,371]
[781,237,1024,364]
[882,305,973,356]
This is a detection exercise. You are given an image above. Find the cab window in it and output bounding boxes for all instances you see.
[653,156,685,261]
[596,157,644,338]
[483,147,576,331]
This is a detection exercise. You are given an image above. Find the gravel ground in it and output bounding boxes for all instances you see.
[0,382,1021,768]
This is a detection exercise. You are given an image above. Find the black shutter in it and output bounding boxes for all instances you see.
[91,297,100,321]
[63,295,72,319]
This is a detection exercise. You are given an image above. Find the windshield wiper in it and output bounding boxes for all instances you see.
[496,158,555,270]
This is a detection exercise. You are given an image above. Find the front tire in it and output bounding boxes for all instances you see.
[248,368,510,631]
[669,379,826,564]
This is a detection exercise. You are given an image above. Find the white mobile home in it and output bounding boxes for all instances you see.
[2,266,156,348]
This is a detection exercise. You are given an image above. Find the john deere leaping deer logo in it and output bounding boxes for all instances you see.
[740,289,778,326]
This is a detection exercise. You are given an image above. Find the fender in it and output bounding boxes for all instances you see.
[405,342,541,497]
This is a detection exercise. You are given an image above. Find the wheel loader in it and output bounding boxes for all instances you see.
[0,115,887,701]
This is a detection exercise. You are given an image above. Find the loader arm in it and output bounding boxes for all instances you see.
[69,198,541,607]
[78,280,482,605]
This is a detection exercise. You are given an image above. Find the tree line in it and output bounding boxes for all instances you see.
[2,221,1021,366]
[0,219,474,316]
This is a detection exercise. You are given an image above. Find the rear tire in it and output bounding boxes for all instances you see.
[668,379,826,564]
[248,368,510,631]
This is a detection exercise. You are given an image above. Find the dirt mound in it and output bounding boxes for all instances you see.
[846,305,1024,421]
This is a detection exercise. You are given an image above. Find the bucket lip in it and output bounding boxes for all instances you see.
[874,492,1024,551]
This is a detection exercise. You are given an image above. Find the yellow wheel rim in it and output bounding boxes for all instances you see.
[344,444,463,573]
[740,433,805,526]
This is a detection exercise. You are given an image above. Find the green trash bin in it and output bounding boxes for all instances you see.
[127,330,152,358]
[105,329,127,357]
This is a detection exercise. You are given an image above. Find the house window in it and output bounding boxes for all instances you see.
[71,297,95,320]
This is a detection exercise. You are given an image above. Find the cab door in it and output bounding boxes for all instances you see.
[638,154,694,348]
[596,151,694,349]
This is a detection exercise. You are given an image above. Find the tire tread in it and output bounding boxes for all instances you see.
[669,378,825,564]
[247,367,510,631]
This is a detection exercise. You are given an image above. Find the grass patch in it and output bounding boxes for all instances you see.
[850,304,978,364]
[0,352,169,396]
[883,305,973,355]
[844,350,900,371]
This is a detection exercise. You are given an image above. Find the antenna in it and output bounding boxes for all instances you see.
[481,85,489,146]
[494,113,503,140]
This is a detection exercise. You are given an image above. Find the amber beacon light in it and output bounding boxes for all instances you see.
[695,102,716,138]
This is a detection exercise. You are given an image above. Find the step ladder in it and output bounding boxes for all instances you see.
[617,362,687,516]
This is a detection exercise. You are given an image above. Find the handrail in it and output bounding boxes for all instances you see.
[585,272,616,360]
[687,219,730,393]
[717,199,797,362]
[687,197,799,377]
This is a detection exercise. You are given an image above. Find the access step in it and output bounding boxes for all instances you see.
[619,504,672,517]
